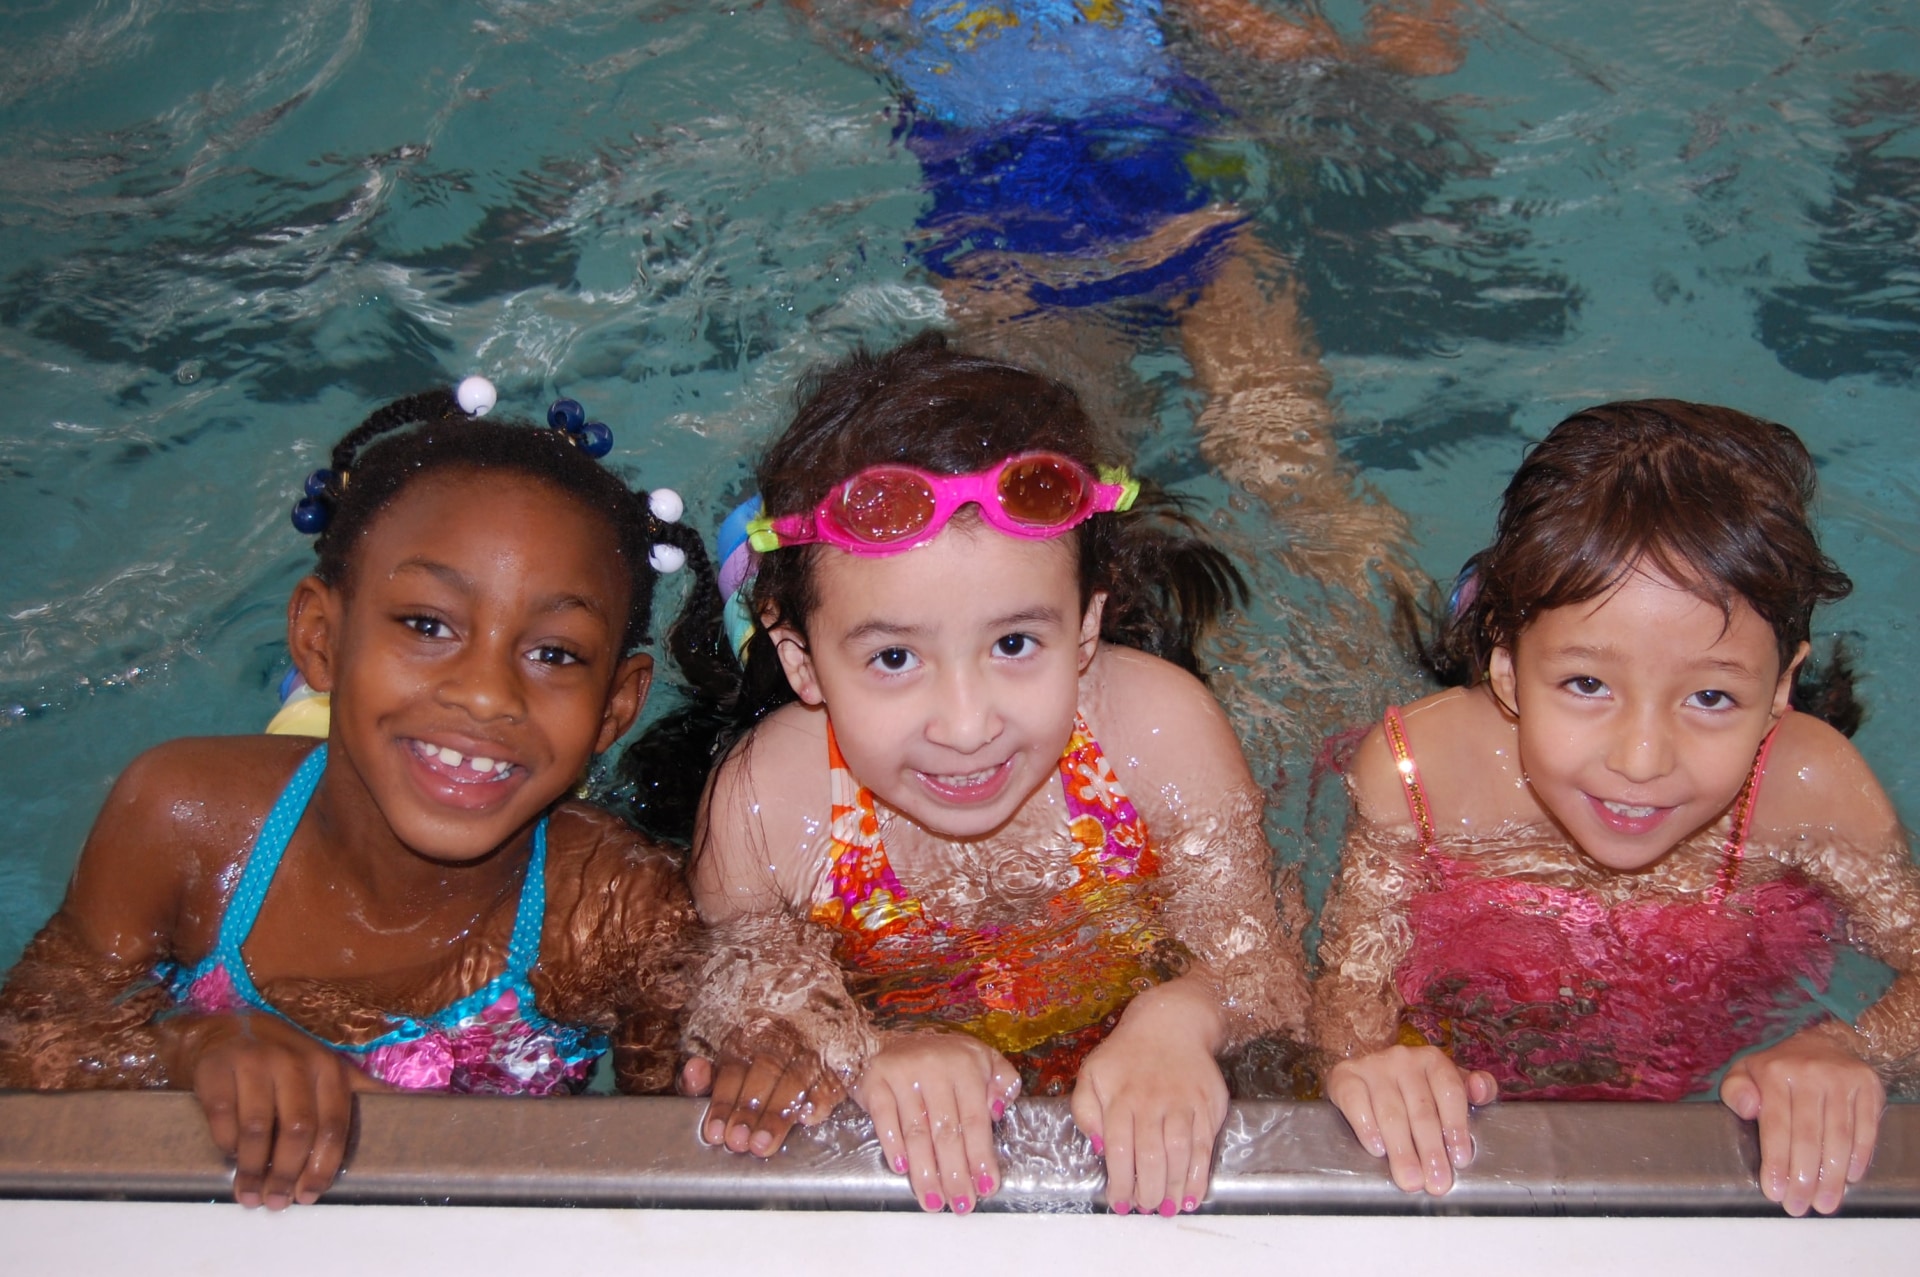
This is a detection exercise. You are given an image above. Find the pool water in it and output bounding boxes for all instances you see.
[1,0,1917,1041]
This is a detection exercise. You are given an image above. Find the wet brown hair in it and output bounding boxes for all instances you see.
[617,330,1245,843]
[1436,399,1854,692]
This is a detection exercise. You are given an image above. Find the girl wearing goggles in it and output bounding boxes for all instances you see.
[627,332,1311,1217]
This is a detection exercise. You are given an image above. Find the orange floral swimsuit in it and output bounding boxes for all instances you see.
[809,714,1188,1094]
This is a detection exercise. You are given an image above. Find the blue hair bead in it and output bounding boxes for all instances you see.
[303,468,336,497]
[577,421,614,458]
[291,496,330,535]
[548,398,586,432]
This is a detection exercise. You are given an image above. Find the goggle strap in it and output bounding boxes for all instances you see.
[1100,466,1140,513]
[746,513,785,553]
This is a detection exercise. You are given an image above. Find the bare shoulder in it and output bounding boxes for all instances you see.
[1346,687,1529,837]
[545,802,694,912]
[64,735,315,959]
[1080,645,1252,796]
[690,702,833,920]
[1754,712,1903,848]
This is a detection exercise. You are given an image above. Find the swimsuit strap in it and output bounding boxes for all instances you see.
[205,743,553,1045]
[1713,713,1787,900]
[1381,706,1437,855]
[1057,712,1152,877]
[206,745,327,1007]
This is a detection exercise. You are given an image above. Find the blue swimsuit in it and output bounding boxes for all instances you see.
[889,0,1242,303]
[158,746,605,1095]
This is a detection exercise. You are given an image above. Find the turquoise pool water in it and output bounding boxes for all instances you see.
[1,0,1917,1039]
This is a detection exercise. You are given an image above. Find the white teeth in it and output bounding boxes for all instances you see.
[938,767,996,787]
[493,760,512,775]
[437,746,463,767]
[1604,801,1659,818]
[469,756,494,773]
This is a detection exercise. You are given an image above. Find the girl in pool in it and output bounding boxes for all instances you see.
[0,383,709,1208]
[642,332,1309,1215]
[1312,400,1920,1217]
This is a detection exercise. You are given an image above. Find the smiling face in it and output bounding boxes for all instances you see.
[1489,564,1804,873]
[772,518,1102,840]
[291,469,651,861]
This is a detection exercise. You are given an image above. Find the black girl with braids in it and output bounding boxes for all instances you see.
[646,332,1311,1219]
[0,381,715,1210]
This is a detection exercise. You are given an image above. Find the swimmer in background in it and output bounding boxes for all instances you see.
[0,384,713,1208]
[789,0,1468,599]
[643,333,1311,1215]
[1311,401,1920,1216]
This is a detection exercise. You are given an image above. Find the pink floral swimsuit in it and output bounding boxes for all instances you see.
[158,746,603,1095]
[1382,706,1838,1101]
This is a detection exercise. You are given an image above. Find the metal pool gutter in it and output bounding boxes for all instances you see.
[2,1093,1916,1214]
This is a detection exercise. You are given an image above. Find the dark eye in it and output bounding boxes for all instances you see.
[872,647,917,673]
[1566,676,1606,697]
[996,633,1035,658]
[1688,689,1733,710]
[531,644,582,667]
[402,615,449,639]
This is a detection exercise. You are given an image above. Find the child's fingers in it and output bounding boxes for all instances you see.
[1754,1075,1794,1207]
[744,1060,823,1157]
[1812,1088,1858,1216]
[897,1088,946,1212]
[678,1056,714,1098]
[1398,1070,1455,1194]
[260,1063,321,1211]
[1181,1116,1212,1214]
[1782,1085,1828,1216]
[194,1064,243,1159]
[1129,1111,1172,1218]
[1325,1071,1388,1158]
[1425,1060,1474,1170]
[1848,1084,1884,1184]
[293,1064,356,1206]
[1150,1110,1195,1218]
[987,1057,1021,1121]
[797,1070,849,1127]
[954,1077,1000,1206]
[1100,1109,1138,1214]
[699,1058,750,1146]
[1465,1069,1500,1107]
[863,1082,910,1178]
[1719,1067,1761,1121]
[225,1064,277,1208]
[926,1082,978,1214]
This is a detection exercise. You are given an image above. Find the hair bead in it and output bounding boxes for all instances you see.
[648,488,685,524]
[455,376,497,417]
[291,496,330,535]
[548,398,586,433]
[577,421,614,458]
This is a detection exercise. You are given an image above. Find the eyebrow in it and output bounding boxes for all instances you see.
[390,558,610,621]
[838,606,1066,648]
[1544,643,1763,679]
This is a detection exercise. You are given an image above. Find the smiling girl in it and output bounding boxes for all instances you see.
[1311,400,1920,1216]
[633,332,1310,1216]
[0,384,708,1207]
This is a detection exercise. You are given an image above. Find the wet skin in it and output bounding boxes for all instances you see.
[1315,565,1917,1216]
[0,470,694,1208]
[689,519,1310,1215]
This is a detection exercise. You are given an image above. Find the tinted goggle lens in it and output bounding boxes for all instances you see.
[997,456,1090,527]
[832,469,937,544]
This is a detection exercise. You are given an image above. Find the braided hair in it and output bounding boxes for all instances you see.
[296,387,717,656]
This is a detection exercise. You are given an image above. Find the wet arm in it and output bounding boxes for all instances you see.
[0,746,214,1089]
[1308,790,1424,1070]
[1171,0,1466,77]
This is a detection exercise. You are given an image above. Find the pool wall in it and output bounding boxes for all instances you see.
[4,1093,1916,1215]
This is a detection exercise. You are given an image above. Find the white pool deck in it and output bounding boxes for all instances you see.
[8,1202,1920,1277]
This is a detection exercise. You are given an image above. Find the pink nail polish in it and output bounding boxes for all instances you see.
[1112,1199,1130,1215]
[977,1172,995,1195]
[1182,1196,1197,1213]
[893,1154,908,1174]
[954,1196,972,1215]
[992,1097,1006,1120]
[1158,1198,1176,1218]
[925,1192,944,1211]
[1089,1134,1105,1156]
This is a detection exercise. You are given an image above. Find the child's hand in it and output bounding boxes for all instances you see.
[852,1030,1021,1214]
[1324,1044,1496,1195]
[1071,989,1231,1217]
[173,1012,388,1209]
[697,1047,848,1157]
[1720,1031,1885,1216]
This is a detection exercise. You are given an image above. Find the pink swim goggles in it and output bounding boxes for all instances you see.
[747,453,1139,556]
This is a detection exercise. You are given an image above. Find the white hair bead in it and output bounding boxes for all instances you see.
[649,543,687,574]
[455,376,497,417]
[648,487,685,524]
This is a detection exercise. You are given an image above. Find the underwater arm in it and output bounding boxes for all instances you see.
[1172,0,1465,76]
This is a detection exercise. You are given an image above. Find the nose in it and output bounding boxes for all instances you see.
[436,632,527,724]
[924,663,1003,755]
[1604,703,1675,785]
